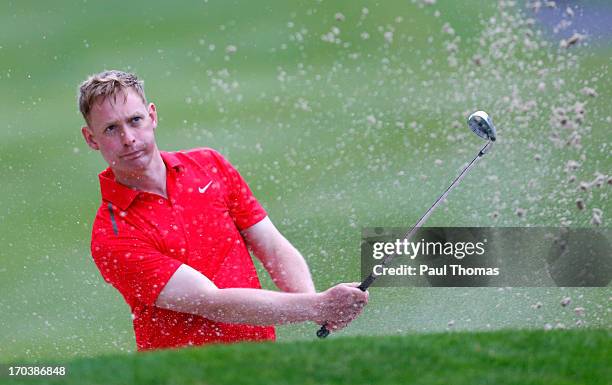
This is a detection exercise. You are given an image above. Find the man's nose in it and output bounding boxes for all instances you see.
[120,127,136,146]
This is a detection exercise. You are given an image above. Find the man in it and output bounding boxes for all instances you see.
[79,70,368,351]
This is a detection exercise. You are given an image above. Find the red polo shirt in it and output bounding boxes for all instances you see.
[90,148,275,351]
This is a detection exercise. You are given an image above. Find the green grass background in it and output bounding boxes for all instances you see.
[0,0,610,365]
[3,330,611,385]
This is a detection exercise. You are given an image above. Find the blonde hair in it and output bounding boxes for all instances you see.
[78,70,146,124]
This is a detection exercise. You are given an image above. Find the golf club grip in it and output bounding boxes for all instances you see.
[316,276,372,338]
[316,324,330,338]
[358,274,376,291]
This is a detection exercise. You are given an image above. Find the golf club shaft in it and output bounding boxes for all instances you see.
[317,140,493,338]
[362,140,493,285]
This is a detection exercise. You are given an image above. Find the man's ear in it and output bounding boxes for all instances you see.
[148,103,158,130]
[81,126,100,150]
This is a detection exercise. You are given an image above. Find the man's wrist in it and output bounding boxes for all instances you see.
[307,292,325,323]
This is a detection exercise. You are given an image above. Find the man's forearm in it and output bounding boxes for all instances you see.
[241,217,316,293]
[263,240,316,293]
[156,264,368,330]
[156,265,321,325]
[197,287,320,325]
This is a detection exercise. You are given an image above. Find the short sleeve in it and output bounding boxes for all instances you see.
[207,149,267,231]
[91,233,182,306]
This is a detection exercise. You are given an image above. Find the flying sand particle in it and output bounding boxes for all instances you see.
[564,160,580,173]
[580,87,597,97]
[560,33,586,49]
[560,296,571,307]
[590,208,603,226]
[574,307,585,317]
[578,181,590,191]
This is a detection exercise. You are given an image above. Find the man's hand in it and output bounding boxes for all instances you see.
[314,282,368,332]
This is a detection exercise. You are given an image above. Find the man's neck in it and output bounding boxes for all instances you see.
[113,149,168,199]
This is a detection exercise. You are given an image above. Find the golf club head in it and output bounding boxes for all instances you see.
[468,111,497,142]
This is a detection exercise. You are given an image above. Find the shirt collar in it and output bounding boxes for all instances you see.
[98,151,183,211]
[160,151,183,170]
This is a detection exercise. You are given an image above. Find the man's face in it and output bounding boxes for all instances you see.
[81,88,158,174]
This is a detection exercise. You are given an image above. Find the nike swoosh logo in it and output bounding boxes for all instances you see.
[198,181,213,194]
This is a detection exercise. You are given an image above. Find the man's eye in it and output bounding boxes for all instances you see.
[132,117,141,123]
[105,125,116,133]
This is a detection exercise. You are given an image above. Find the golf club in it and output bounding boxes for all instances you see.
[317,111,497,338]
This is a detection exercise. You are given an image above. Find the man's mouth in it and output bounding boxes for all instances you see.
[121,149,145,159]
